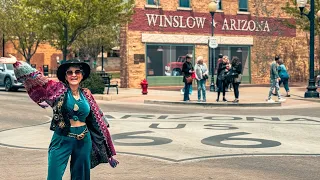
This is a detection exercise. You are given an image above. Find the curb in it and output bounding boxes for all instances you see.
[93,94,112,101]
[144,100,281,107]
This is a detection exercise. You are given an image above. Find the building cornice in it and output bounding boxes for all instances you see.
[141,33,254,45]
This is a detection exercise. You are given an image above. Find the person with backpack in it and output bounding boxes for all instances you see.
[267,55,286,102]
[278,59,290,97]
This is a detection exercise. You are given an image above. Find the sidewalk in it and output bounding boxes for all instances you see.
[94,86,320,108]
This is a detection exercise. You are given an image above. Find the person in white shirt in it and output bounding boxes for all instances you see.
[194,56,209,102]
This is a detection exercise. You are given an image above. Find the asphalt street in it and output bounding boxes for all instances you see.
[0,89,320,180]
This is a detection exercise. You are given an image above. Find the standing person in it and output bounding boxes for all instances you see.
[0,56,118,180]
[278,59,290,97]
[182,54,194,101]
[216,56,229,102]
[231,56,242,103]
[194,56,208,102]
[225,58,232,92]
[215,54,224,91]
[267,55,286,102]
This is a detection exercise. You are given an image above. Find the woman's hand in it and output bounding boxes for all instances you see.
[0,55,17,64]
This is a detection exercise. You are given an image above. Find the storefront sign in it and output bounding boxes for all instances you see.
[146,13,270,33]
[146,14,206,29]
[129,8,296,37]
[221,19,270,32]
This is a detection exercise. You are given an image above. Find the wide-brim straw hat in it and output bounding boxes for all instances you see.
[57,59,91,82]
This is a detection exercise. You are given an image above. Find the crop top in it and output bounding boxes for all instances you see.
[65,88,90,122]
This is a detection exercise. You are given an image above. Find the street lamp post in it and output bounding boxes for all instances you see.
[297,0,320,98]
[208,1,217,92]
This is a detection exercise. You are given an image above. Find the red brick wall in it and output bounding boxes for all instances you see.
[4,41,62,72]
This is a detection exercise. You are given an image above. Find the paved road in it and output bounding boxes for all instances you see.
[0,90,319,180]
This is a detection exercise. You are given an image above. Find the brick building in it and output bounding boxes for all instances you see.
[120,0,318,88]
[3,42,62,75]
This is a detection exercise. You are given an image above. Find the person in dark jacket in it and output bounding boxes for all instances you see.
[216,56,229,102]
[215,54,223,91]
[182,54,194,101]
[231,56,242,103]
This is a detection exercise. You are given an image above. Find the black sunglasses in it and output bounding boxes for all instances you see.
[66,70,83,76]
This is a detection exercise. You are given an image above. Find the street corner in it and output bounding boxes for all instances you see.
[144,99,281,107]
[93,94,113,101]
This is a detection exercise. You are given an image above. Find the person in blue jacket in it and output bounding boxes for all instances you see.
[278,59,290,97]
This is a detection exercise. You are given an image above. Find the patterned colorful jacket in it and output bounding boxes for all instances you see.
[13,61,118,169]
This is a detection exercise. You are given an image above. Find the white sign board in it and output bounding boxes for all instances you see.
[209,37,218,49]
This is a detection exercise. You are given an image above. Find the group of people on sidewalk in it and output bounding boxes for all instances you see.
[181,54,290,103]
[182,54,242,103]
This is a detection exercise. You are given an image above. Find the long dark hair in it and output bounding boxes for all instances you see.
[231,56,241,66]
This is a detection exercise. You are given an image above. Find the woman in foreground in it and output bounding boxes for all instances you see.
[0,56,118,180]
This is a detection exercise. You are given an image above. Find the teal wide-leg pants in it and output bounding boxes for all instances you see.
[47,126,92,180]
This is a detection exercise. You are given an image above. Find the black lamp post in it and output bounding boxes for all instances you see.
[208,1,217,92]
[297,0,319,98]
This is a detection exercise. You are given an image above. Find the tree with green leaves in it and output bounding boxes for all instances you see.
[0,0,44,63]
[25,0,134,62]
[282,0,320,71]
[72,24,120,69]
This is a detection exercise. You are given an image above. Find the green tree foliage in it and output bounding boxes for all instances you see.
[25,0,134,61]
[0,0,44,63]
[82,72,105,94]
[282,0,320,72]
[72,25,120,66]
[282,0,320,34]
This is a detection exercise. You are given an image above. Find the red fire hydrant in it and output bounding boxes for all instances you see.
[140,79,148,95]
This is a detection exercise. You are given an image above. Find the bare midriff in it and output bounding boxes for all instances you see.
[70,119,86,127]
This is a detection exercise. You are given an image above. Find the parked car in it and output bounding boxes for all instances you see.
[164,56,186,76]
[0,63,24,91]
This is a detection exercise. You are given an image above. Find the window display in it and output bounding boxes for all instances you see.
[146,45,194,77]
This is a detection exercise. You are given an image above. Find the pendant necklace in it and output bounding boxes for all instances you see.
[72,89,79,112]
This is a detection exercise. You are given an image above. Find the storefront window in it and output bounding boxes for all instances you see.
[239,0,248,12]
[211,46,250,83]
[217,0,222,10]
[179,0,190,8]
[146,45,194,77]
[147,0,156,5]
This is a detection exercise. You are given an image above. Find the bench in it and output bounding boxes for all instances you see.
[97,72,119,94]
